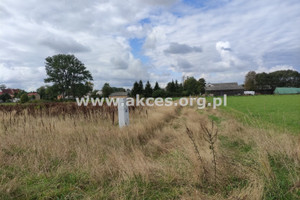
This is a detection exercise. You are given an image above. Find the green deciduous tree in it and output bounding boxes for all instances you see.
[255,72,270,90]
[268,70,300,88]
[15,90,27,98]
[44,54,93,99]
[72,82,93,97]
[45,85,60,100]
[102,83,113,97]
[0,93,11,102]
[20,94,29,103]
[152,89,167,98]
[198,78,206,94]
[244,71,256,90]
[245,70,300,92]
[183,76,199,95]
[37,86,46,99]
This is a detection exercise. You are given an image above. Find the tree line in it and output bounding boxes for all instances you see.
[244,70,300,91]
[130,77,206,98]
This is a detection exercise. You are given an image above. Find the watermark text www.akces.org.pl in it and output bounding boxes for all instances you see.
[76,95,227,109]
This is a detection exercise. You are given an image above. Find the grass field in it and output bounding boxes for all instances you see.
[222,95,300,134]
[0,97,299,199]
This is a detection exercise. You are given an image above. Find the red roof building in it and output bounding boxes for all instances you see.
[28,92,37,96]
[28,92,40,100]
[1,89,20,97]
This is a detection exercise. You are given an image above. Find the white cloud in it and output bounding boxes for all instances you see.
[143,0,300,83]
[0,63,45,91]
[0,0,171,90]
[0,0,299,90]
[256,65,295,73]
[215,41,246,69]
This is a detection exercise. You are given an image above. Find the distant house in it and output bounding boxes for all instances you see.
[274,87,300,95]
[205,82,244,96]
[57,95,74,100]
[109,92,128,99]
[13,98,20,103]
[96,90,103,96]
[28,92,41,100]
[57,95,63,100]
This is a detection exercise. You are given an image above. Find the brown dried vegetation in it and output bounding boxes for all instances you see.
[0,103,299,199]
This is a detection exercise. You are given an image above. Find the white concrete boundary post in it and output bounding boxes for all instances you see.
[118,98,129,127]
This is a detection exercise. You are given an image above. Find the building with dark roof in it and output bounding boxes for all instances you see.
[109,92,128,98]
[205,82,244,96]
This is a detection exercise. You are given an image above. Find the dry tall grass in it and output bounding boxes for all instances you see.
[0,104,299,199]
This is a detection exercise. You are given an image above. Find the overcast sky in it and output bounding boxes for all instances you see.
[0,0,299,91]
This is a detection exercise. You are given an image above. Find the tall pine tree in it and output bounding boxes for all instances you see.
[131,81,139,97]
[154,82,160,91]
[144,81,153,97]
[138,80,144,96]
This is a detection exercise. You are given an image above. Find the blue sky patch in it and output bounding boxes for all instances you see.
[129,38,150,63]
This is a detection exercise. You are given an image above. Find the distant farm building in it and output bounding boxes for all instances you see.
[244,91,255,95]
[28,92,41,100]
[205,82,244,96]
[96,90,103,96]
[274,87,300,95]
[109,92,128,99]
